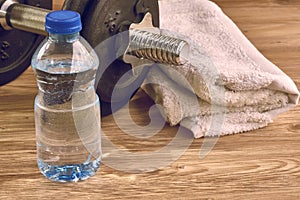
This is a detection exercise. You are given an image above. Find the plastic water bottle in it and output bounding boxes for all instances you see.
[31,10,101,182]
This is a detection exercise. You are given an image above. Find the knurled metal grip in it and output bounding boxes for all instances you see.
[6,3,49,35]
[128,30,188,66]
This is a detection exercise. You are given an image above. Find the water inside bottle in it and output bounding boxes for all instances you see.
[34,67,101,182]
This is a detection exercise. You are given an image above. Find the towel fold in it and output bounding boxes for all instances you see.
[142,0,300,138]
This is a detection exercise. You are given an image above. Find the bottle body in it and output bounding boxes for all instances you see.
[32,32,101,182]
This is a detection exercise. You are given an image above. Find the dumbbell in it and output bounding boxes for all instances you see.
[0,0,160,116]
[0,0,188,117]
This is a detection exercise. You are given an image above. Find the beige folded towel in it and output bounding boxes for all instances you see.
[142,0,300,138]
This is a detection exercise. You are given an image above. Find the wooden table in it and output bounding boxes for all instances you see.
[0,0,299,199]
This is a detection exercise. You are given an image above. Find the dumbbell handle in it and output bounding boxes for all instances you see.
[128,29,189,65]
[0,0,49,35]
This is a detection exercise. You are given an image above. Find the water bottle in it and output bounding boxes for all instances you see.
[31,10,101,182]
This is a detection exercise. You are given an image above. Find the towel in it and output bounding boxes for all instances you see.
[142,0,300,138]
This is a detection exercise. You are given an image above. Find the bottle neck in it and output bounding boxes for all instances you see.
[48,32,80,43]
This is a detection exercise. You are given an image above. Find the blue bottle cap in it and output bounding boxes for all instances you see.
[45,10,82,35]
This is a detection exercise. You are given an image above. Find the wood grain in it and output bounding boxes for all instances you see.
[1,0,300,199]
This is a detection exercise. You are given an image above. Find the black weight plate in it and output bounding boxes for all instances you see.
[0,0,52,86]
[62,0,90,16]
[65,0,159,116]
